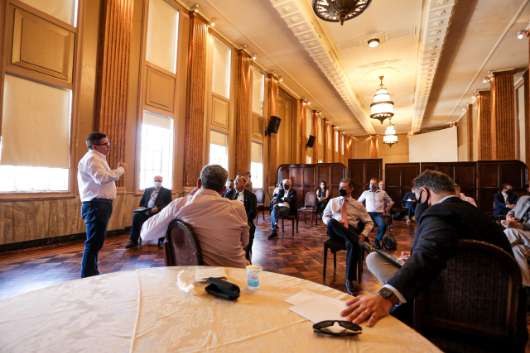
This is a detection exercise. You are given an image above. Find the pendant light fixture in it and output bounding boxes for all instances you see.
[370,76,394,124]
[383,119,398,147]
[312,0,372,26]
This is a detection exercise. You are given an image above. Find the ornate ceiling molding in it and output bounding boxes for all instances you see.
[411,0,456,133]
[269,0,375,134]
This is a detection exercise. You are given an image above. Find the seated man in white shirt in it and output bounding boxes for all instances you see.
[358,178,394,249]
[140,164,249,268]
[322,178,374,295]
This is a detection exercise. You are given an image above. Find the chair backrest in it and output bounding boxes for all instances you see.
[164,219,203,266]
[255,188,265,204]
[304,191,317,207]
[413,239,521,340]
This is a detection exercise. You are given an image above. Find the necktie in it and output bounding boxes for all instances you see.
[341,198,349,228]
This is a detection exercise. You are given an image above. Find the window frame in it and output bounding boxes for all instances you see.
[0,0,83,200]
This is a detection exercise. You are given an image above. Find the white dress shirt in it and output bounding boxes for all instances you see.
[358,189,394,213]
[77,150,125,202]
[322,196,374,237]
[140,188,249,268]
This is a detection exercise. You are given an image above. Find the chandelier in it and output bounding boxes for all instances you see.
[370,76,394,124]
[312,0,372,26]
[383,121,398,147]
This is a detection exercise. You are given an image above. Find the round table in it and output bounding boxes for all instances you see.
[0,267,441,353]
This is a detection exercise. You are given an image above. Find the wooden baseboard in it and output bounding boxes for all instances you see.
[0,227,131,253]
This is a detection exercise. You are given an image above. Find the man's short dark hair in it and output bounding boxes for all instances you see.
[340,178,354,189]
[86,132,107,149]
[200,164,228,192]
[413,170,455,193]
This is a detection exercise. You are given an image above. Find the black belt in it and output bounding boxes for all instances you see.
[84,198,113,204]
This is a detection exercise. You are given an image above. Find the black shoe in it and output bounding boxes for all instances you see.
[268,231,278,240]
[374,239,382,250]
[157,237,164,249]
[345,279,361,296]
[125,240,138,249]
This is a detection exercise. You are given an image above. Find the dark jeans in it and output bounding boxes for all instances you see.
[129,212,151,244]
[327,219,361,281]
[246,222,256,261]
[270,205,290,230]
[81,199,113,278]
[369,212,386,241]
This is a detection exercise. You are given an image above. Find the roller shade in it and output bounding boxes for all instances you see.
[1,74,71,168]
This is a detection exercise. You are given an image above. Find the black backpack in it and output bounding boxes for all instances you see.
[382,233,397,251]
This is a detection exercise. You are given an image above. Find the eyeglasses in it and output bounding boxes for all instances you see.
[313,320,362,337]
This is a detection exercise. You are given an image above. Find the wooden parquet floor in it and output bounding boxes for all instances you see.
[0,214,414,299]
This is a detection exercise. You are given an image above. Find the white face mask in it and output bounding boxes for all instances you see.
[154,182,162,188]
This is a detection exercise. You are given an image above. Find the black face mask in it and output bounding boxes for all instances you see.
[339,188,347,197]
[370,184,377,191]
[414,189,430,221]
[284,185,290,190]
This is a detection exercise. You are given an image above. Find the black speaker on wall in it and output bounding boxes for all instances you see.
[306,135,315,148]
[265,116,281,135]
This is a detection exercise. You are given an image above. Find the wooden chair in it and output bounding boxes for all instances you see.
[322,238,364,284]
[298,192,318,225]
[412,239,523,353]
[255,189,267,223]
[164,219,203,266]
[280,211,299,238]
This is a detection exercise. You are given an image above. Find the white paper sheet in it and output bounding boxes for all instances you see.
[194,267,227,282]
[288,293,346,323]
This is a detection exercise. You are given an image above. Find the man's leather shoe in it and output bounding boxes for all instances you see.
[268,231,278,240]
[374,239,382,250]
[345,279,361,296]
[125,241,138,249]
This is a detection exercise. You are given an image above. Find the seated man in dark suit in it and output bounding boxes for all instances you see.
[493,183,518,219]
[226,175,257,260]
[125,176,172,248]
[341,170,526,351]
[401,187,417,224]
[268,179,297,239]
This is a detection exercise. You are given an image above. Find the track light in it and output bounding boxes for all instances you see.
[367,38,380,48]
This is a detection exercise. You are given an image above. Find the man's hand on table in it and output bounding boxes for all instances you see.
[341,294,393,327]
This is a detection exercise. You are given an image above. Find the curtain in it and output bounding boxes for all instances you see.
[234,50,252,174]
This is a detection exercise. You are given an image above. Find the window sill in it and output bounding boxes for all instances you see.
[0,191,76,202]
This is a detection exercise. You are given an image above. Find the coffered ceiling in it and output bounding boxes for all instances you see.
[180,0,530,136]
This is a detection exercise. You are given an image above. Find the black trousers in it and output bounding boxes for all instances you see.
[246,221,256,261]
[326,218,361,281]
[81,199,113,278]
[129,212,152,243]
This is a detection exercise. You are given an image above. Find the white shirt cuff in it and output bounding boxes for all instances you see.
[382,284,407,304]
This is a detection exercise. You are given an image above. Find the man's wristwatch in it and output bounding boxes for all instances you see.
[377,287,400,306]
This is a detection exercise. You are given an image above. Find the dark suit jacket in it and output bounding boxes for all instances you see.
[387,196,513,302]
[225,189,257,223]
[271,188,297,214]
[139,187,172,210]
[493,191,518,217]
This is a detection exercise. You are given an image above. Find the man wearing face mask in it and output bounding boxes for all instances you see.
[358,178,394,249]
[125,176,172,249]
[269,178,297,239]
[322,178,374,294]
[340,170,526,351]
[494,183,518,219]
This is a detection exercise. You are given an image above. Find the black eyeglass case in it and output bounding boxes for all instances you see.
[205,277,240,301]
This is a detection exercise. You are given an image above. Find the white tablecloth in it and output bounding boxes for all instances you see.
[0,267,441,353]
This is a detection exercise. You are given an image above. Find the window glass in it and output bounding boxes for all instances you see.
[139,111,174,189]
[211,37,231,98]
[20,0,78,26]
[146,0,179,73]
[251,142,263,189]
[209,130,229,171]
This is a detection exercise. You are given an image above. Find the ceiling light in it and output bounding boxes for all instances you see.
[370,76,394,124]
[312,0,372,26]
[191,4,199,13]
[367,38,380,48]
[209,21,216,28]
[517,30,528,40]
[383,121,398,147]
[251,55,257,61]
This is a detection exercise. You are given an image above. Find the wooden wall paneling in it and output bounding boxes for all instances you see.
[183,14,207,186]
[453,162,476,197]
[347,159,382,197]
[0,203,14,244]
[144,64,175,113]
[97,0,134,187]
[490,70,516,160]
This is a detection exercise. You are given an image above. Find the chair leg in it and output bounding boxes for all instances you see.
[323,245,328,283]
[281,218,285,233]
[296,217,299,233]
[291,219,295,238]
[333,251,337,282]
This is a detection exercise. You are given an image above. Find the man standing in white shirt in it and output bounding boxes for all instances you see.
[322,178,373,294]
[358,178,394,249]
[77,132,125,278]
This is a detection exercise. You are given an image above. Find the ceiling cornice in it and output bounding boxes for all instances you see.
[411,0,456,133]
[269,0,376,134]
